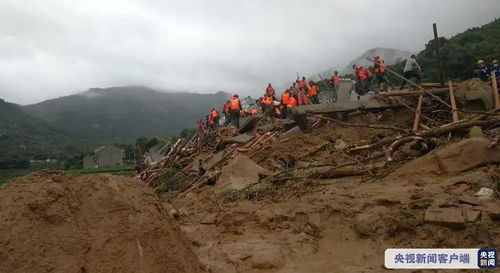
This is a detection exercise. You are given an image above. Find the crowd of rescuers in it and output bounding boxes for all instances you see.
[197,74,332,131]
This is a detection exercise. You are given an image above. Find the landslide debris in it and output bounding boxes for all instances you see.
[0,171,204,273]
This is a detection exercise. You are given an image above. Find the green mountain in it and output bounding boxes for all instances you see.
[0,99,86,168]
[24,86,230,143]
[417,18,500,82]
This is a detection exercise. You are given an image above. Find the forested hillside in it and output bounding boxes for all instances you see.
[417,18,500,82]
[24,87,230,143]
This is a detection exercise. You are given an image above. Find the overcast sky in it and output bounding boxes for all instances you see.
[0,0,499,104]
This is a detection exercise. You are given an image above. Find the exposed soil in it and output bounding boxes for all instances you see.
[0,171,204,273]
[167,119,500,273]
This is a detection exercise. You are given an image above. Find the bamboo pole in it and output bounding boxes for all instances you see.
[448,81,459,122]
[412,95,423,132]
[491,71,500,109]
[366,57,452,108]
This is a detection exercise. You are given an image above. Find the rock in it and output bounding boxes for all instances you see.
[334,139,348,150]
[214,155,270,195]
[424,207,466,229]
[458,196,482,206]
[204,152,224,170]
[475,187,495,201]
[280,126,303,139]
[468,126,484,138]
[391,137,500,177]
[168,208,180,219]
[465,210,481,223]
[448,172,495,192]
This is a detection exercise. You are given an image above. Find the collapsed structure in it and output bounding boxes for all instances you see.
[134,78,499,272]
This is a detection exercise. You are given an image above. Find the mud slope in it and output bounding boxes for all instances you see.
[0,171,204,273]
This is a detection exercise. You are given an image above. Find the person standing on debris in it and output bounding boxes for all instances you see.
[308,81,319,104]
[210,108,220,129]
[205,115,214,131]
[298,76,307,92]
[331,71,340,93]
[286,95,298,118]
[230,94,242,128]
[400,55,422,90]
[374,56,387,90]
[291,82,299,97]
[261,94,274,118]
[266,83,276,99]
[474,60,490,82]
[223,100,231,126]
[363,67,373,91]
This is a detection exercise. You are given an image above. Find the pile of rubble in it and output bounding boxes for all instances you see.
[136,79,500,200]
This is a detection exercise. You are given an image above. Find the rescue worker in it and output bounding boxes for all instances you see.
[281,89,291,106]
[210,108,220,129]
[291,82,299,97]
[286,95,298,118]
[223,100,231,126]
[331,71,340,92]
[265,83,276,99]
[473,60,490,82]
[374,56,387,89]
[355,65,368,95]
[363,67,373,91]
[400,55,422,90]
[261,94,274,118]
[298,88,310,105]
[298,76,307,92]
[205,115,214,131]
[308,81,319,104]
[230,94,242,128]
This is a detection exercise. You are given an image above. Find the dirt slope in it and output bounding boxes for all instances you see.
[0,171,204,273]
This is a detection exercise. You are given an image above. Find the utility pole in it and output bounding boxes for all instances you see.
[433,23,445,87]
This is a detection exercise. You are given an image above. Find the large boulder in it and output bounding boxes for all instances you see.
[214,155,269,195]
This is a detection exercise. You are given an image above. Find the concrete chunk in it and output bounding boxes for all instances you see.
[424,207,466,229]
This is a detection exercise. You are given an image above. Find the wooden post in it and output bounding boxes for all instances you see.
[433,23,445,87]
[491,71,500,109]
[448,81,459,122]
[413,95,423,132]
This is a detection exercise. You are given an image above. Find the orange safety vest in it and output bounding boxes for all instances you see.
[266,86,275,95]
[287,96,297,108]
[358,68,367,80]
[308,86,318,96]
[210,110,219,118]
[298,92,309,105]
[282,92,290,105]
[262,97,273,106]
[250,109,258,115]
[332,75,340,85]
[298,80,306,88]
[374,58,385,73]
[230,97,240,110]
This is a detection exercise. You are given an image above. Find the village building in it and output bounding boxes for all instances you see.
[83,145,124,169]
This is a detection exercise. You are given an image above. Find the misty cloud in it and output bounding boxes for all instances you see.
[0,0,499,104]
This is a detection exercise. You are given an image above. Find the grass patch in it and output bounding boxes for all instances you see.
[66,165,134,176]
[155,166,190,196]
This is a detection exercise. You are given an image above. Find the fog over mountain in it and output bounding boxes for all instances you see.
[1,0,499,104]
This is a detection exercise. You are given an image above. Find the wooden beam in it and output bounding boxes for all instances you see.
[377,88,448,97]
[491,71,500,109]
[367,57,452,108]
[448,81,459,122]
[433,23,445,87]
[413,95,424,132]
